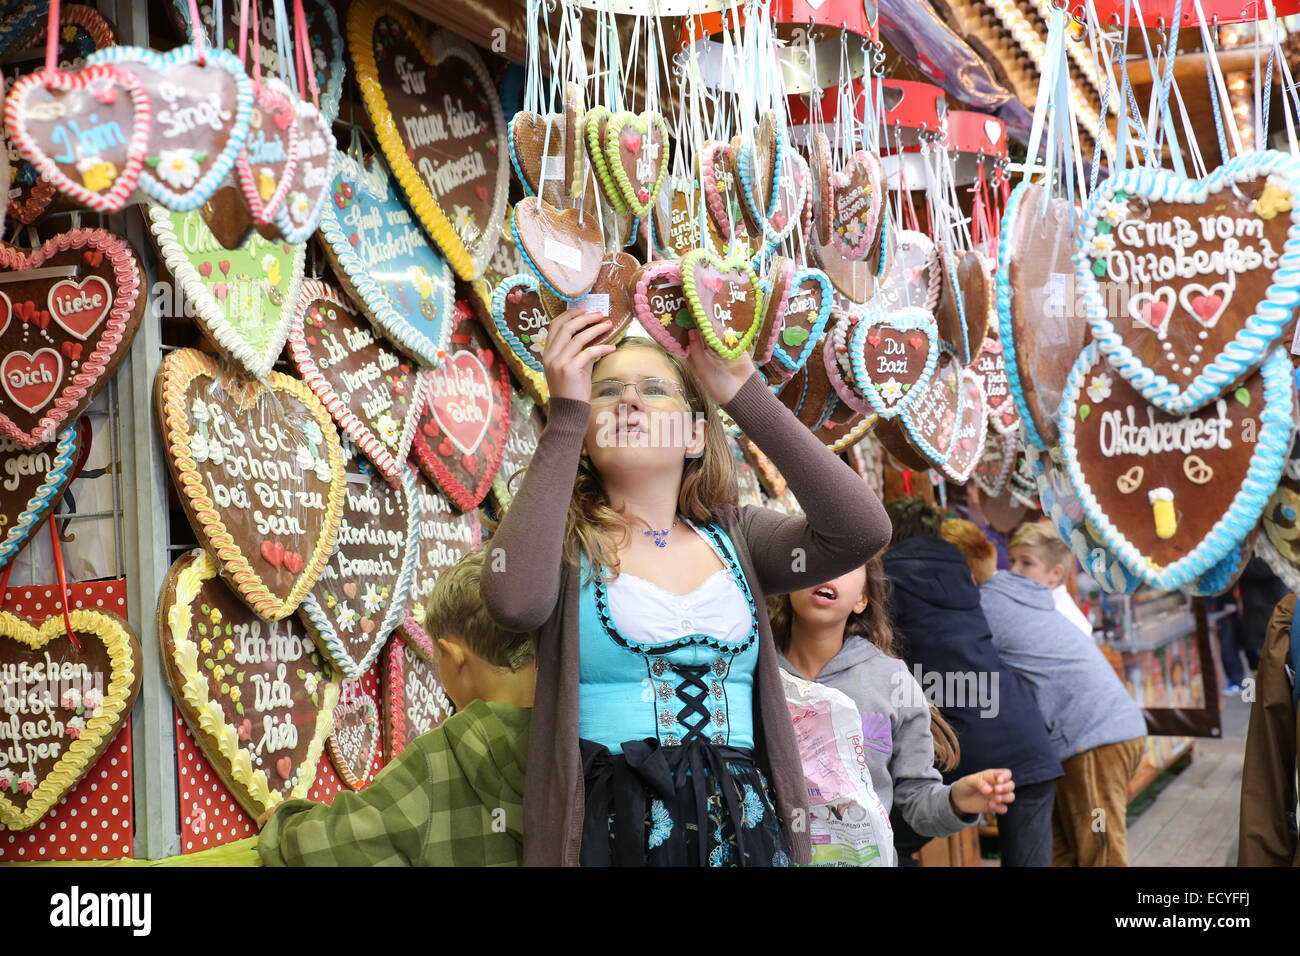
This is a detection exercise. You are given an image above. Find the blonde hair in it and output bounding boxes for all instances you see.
[424,548,536,671]
[564,336,738,581]
[941,519,998,582]
[1009,521,1073,572]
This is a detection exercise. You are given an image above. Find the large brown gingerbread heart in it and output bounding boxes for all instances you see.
[972,336,1019,435]
[512,196,603,300]
[876,347,963,470]
[940,368,989,483]
[539,251,638,343]
[287,278,433,484]
[160,548,340,820]
[383,629,454,759]
[155,348,347,621]
[0,229,143,447]
[0,607,141,830]
[410,309,511,511]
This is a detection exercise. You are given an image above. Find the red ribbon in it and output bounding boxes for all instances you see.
[49,515,81,652]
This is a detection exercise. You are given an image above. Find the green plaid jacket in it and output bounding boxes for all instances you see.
[258,700,531,866]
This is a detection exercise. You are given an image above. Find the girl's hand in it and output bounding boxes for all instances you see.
[542,309,616,403]
[683,329,756,405]
[950,768,1015,816]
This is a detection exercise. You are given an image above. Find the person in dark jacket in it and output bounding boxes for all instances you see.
[1239,557,1289,670]
[881,497,1063,867]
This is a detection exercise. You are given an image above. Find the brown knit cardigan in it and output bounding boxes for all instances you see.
[479,372,892,866]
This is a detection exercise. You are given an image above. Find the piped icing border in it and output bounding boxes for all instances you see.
[328,690,380,790]
[272,97,338,244]
[287,278,432,483]
[0,423,80,570]
[680,249,764,360]
[897,345,964,468]
[1075,150,1300,415]
[347,0,507,281]
[156,348,347,621]
[996,180,1050,451]
[489,272,546,373]
[754,256,793,366]
[604,110,669,219]
[1058,341,1293,591]
[299,462,420,681]
[0,227,141,447]
[318,149,455,369]
[0,607,141,830]
[768,266,833,374]
[165,548,338,816]
[234,79,300,224]
[632,259,691,358]
[83,44,253,212]
[148,203,306,381]
[939,367,989,484]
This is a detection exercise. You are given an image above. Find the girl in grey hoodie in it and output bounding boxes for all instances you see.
[770,558,1016,857]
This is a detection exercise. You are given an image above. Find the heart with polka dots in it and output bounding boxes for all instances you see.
[383,630,455,760]
[410,308,511,511]
[0,607,142,830]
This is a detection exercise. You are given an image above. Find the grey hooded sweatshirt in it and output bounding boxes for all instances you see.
[980,571,1147,762]
[779,637,975,838]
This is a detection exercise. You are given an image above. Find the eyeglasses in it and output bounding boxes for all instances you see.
[590,377,691,407]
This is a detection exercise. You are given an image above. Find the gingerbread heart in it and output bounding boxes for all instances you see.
[1077,151,1300,414]
[4,63,150,213]
[539,251,637,343]
[823,312,869,414]
[287,278,433,484]
[878,346,964,469]
[651,176,704,258]
[734,114,785,226]
[762,267,833,383]
[997,181,1090,449]
[956,250,992,358]
[148,203,305,380]
[972,337,1019,435]
[810,131,834,244]
[492,391,545,512]
[604,110,668,218]
[584,105,626,215]
[829,150,884,261]
[411,309,511,511]
[383,629,454,759]
[398,466,483,661]
[847,306,939,420]
[328,683,381,790]
[0,424,82,570]
[510,111,573,207]
[160,548,340,819]
[754,147,809,251]
[511,195,603,300]
[754,257,794,366]
[488,272,550,373]
[1059,342,1293,591]
[0,607,142,830]
[169,0,346,122]
[632,260,693,357]
[681,250,763,360]
[298,447,418,680]
[318,150,456,369]
[939,368,988,483]
[156,348,347,620]
[0,228,143,447]
[933,241,971,362]
[1025,444,1139,594]
[812,227,874,303]
[270,94,336,243]
[234,78,299,224]
[817,397,877,454]
[84,45,254,210]
[699,141,755,248]
[349,4,507,280]
[972,427,1017,498]
[872,228,940,314]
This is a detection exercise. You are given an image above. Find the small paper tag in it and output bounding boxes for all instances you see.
[573,292,610,316]
[540,154,566,183]
[1048,272,1068,311]
[544,238,581,272]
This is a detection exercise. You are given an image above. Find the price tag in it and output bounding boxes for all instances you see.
[544,238,582,272]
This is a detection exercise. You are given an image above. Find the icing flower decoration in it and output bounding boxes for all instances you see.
[66,716,85,739]
[529,326,550,355]
[83,688,103,716]
[377,414,400,445]
[210,607,222,624]
[207,440,225,467]
[303,420,323,446]
[723,330,740,350]
[1102,199,1128,225]
[336,602,359,633]
[61,687,80,711]
[314,456,333,484]
[362,584,382,615]
[200,637,212,654]
[379,586,390,600]
[154,148,202,190]
[294,445,315,470]
[262,253,282,287]
[189,432,210,464]
[1089,232,1115,254]
[17,771,36,794]
[1086,373,1112,404]
[288,192,312,224]
[223,638,234,654]
[0,769,12,791]
[304,672,320,695]
[332,181,352,210]
[326,593,338,609]
[1255,182,1293,221]
[190,399,211,424]
[877,378,905,403]
[229,686,241,703]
